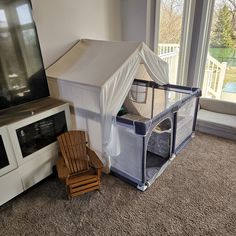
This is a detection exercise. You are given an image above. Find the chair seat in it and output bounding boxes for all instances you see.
[67,169,98,185]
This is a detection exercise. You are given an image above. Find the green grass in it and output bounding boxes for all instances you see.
[208,48,236,85]
[209,48,236,66]
[224,67,236,84]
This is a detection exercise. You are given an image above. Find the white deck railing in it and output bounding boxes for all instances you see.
[159,51,179,85]
[158,44,227,99]
[203,55,227,99]
[158,43,179,55]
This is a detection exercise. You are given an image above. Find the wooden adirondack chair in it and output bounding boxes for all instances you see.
[56,130,103,198]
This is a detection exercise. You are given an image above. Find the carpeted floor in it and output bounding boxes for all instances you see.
[0,132,235,236]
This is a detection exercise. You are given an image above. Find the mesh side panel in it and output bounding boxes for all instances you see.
[147,119,171,158]
[175,97,196,149]
[147,132,171,158]
[110,124,143,182]
[152,89,190,118]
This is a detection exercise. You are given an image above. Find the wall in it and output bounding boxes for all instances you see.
[120,0,147,43]
[31,0,122,68]
[120,0,156,50]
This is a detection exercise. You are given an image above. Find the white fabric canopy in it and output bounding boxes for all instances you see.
[46,39,169,171]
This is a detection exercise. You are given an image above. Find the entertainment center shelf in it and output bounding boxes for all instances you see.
[0,97,68,126]
[0,97,71,206]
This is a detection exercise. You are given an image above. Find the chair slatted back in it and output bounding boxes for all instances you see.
[57,131,89,174]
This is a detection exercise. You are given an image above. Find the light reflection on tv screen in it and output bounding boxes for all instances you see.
[0,0,49,110]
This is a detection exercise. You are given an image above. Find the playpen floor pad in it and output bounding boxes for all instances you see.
[146,151,169,181]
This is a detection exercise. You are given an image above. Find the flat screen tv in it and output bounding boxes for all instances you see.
[0,0,49,111]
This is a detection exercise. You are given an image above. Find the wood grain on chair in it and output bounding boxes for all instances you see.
[56,131,103,198]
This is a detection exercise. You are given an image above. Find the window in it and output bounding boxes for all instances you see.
[0,9,8,28]
[154,0,196,87]
[156,0,185,85]
[16,4,32,25]
[128,82,148,104]
[202,0,236,102]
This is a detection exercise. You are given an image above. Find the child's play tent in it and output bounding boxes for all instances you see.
[46,40,168,162]
[47,39,200,190]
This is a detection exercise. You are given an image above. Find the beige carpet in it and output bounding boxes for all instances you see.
[0,132,235,236]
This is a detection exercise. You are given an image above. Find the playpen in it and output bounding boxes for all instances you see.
[110,79,201,190]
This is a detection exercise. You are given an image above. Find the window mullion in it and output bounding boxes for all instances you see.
[192,0,215,88]
[153,0,161,53]
[177,0,196,86]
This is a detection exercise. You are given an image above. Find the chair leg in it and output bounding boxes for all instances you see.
[66,186,72,200]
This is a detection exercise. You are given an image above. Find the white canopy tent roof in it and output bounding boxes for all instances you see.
[46,39,169,171]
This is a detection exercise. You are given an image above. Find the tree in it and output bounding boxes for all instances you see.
[226,0,236,39]
[211,5,234,47]
[159,0,183,44]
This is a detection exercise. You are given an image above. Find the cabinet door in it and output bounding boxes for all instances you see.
[0,127,17,177]
[16,111,67,158]
[8,105,70,165]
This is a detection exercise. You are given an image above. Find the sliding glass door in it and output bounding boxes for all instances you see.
[202,0,236,102]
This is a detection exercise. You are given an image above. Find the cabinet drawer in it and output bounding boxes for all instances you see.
[0,127,17,177]
[0,169,23,206]
[18,146,58,190]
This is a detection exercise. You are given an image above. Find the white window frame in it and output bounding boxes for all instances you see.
[154,0,196,85]
[191,0,215,88]
[152,0,216,88]
[177,0,196,86]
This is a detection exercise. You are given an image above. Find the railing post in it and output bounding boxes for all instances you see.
[202,54,211,97]
[216,62,227,99]
[202,71,208,97]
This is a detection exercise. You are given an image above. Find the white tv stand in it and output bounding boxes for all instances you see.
[0,97,71,206]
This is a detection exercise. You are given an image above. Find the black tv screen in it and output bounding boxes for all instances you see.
[0,0,49,110]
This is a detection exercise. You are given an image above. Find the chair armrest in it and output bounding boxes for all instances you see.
[86,147,103,169]
[56,155,69,184]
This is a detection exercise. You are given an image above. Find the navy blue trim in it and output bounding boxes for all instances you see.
[142,136,146,183]
[133,79,201,98]
[116,116,133,125]
[110,167,143,186]
[133,79,156,88]
[133,79,160,88]
[110,171,138,187]
[134,120,151,135]
[172,112,177,154]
